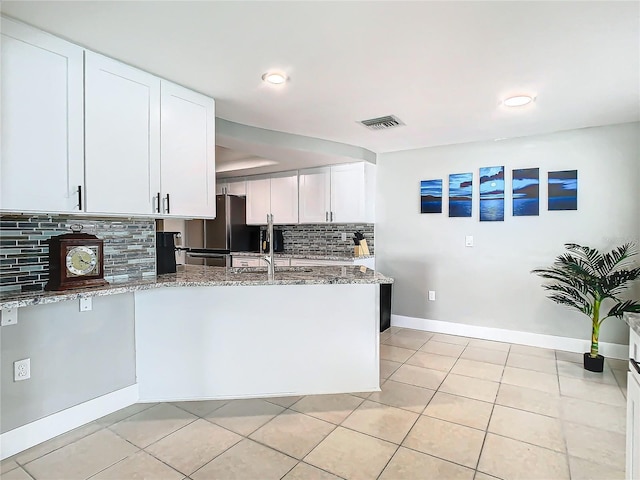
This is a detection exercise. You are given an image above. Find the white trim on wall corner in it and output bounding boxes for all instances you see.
[391,315,628,360]
[0,384,138,460]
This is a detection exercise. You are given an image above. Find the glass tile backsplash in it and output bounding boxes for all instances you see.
[0,214,156,293]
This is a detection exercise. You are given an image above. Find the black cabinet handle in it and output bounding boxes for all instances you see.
[156,192,161,213]
[325,212,328,222]
[166,193,170,214]
[631,358,640,374]
[77,185,82,210]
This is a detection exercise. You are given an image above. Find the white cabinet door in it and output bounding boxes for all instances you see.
[627,371,640,480]
[160,81,215,218]
[85,52,161,215]
[299,162,375,224]
[217,179,246,196]
[1,18,84,213]
[227,178,246,196]
[330,163,367,223]
[246,177,271,224]
[299,167,331,223]
[270,172,298,224]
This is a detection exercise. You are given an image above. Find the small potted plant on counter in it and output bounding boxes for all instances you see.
[532,243,640,372]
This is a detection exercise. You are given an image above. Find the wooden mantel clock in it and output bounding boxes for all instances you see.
[45,225,109,291]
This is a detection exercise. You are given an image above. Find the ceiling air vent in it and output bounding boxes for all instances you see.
[359,115,405,131]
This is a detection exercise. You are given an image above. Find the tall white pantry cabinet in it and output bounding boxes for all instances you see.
[1,17,216,218]
[1,17,84,213]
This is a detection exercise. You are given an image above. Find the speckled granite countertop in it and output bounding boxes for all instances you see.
[231,252,375,261]
[625,313,640,336]
[0,265,393,309]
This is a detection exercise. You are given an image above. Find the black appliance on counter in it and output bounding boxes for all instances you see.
[262,228,284,253]
[156,232,179,274]
[184,195,260,267]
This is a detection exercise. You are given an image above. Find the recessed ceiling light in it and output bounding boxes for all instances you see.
[503,95,534,107]
[262,72,287,85]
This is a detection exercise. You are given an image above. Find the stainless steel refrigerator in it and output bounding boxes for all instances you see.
[184,195,259,266]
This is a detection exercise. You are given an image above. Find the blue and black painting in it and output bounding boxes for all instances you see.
[420,179,443,213]
[448,173,472,218]
[513,168,540,216]
[548,170,577,211]
[479,166,504,221]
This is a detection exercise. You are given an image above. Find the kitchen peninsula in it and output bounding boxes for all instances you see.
[1,265,392,403]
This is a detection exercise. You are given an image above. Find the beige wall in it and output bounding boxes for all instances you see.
[376,122,640,344]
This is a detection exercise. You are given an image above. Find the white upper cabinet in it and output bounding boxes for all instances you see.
[1,17,84,213]
[270,172,299,224]
[246,172,298,225]
[299,162,376,223]
[245,177,271,224]
[84,51,161,215]
[160,80,215,218]
[330,162,375,223]
[217,178,246,196]
[2,19,216,218]
[298,167,331,223]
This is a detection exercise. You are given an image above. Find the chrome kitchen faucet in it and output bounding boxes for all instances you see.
[264,214,275,279]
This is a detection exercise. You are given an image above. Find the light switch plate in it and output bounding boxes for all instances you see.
[465,235,474,247]
[1,308,18,326]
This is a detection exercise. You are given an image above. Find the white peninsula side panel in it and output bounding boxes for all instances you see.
[134,284,380,401]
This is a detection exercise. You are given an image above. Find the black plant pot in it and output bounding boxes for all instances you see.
[583,353,604,372]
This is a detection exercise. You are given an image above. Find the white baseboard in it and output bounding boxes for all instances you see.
[391,314,628,360]
[0,384,138,460]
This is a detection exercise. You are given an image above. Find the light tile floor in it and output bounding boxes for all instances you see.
[1,327,628,480]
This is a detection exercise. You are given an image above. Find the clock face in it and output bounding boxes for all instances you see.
[65,246,99,276]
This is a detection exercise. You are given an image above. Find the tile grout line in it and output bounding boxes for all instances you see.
[12,402,158,469]
[554,347,574,479]
[472,343,510,475]
[172,400,299,479]
[377,331,477,478]
[375,331,440,479]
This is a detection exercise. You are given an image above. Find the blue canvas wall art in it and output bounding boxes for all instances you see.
[449,173,472,217]
[479,166,504,221]
[512,168,539,216]
[420,179,443,213]
[548,170,578,210]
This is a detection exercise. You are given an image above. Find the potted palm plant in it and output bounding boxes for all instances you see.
[532,243,640,372]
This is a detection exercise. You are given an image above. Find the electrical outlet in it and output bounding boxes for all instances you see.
[79,297,92,312]
[341,232,347,241]
[14,358,30,381]
[465,235,474,247]
[1,308,18,326]
[428,291,436,301]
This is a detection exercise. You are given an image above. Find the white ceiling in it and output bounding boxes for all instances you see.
[2,1,639,176]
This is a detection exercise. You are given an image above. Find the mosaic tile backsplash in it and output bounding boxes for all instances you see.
[269,223,375,256]
[0,215,156,293]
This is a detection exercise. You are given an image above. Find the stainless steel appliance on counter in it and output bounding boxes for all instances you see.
[184,195,260,267]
